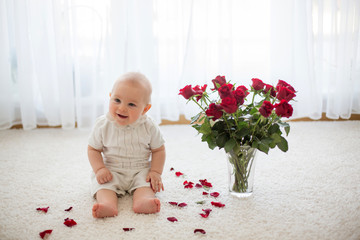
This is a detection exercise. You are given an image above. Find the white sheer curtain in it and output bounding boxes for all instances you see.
[270,0,360,119]
[1,0,115,130]
[1,0,359,130]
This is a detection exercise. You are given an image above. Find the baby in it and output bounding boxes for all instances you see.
[88,72,166,218]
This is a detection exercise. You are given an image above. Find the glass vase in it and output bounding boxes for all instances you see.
[226,146,257,198]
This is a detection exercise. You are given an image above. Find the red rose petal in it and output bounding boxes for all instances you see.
[64,206,73,212]
[199,179,213,188]
[123,228,135,231]
[194,229,206,234]
[167,217,178,222]
[183,180,194,189]
[195,183,203,188]
[39,230,52,239]
[64,218,77,227]
[175,171,184,177]
[202,208,212,215]
[200,208,212,218]
[169,202,187,207]
[211,201,225,208]
[210,192,220,197]
[36,207,49,213]
[170,167,174,171]
[178,202,187,207]
[202,191,209,195]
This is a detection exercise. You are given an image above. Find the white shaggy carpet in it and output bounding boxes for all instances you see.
[0,121,359,240]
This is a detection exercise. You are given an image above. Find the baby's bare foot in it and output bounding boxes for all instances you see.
[133,198,161,214]
[92,203,118,218]
[153,198,161,212]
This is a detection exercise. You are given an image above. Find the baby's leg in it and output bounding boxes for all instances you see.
[132,187,161,214]
[92,189,118,218]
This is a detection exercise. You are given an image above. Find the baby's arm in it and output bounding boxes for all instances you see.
[88,145,113,184]
[146,145,166,192]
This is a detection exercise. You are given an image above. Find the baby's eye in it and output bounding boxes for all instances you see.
[128,103,136,107]
[114,98,121,103]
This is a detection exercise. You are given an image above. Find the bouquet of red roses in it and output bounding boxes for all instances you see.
[179,76,296,154]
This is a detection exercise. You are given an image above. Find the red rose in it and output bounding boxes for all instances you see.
[274,99,293,118]
[211,76,226,90]
[218,84,233,99]
[233,88,246,105]
[259,101,274,117]
[251,78,265,91]
[205,103,223,120]
[179,85,196,99]
[220,97,238,113]
[264,84,276,97]
[276,80,296,92]
[236,85,249,96]
[193,84,207,101]
[277,86,296,102]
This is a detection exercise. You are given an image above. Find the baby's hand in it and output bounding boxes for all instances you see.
[146,171,164,193]
[95,167,113,184]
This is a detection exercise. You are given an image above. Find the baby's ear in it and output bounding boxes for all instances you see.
[142,104,152,114]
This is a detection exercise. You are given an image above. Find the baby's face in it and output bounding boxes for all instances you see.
[109,80,150,126]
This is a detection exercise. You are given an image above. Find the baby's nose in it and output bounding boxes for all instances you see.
[118,104,127,112]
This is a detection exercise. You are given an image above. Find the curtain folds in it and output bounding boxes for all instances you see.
[270,0,360,119]
[1,0,359,130]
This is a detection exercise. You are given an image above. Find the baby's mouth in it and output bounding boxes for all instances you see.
[117,114,128,119]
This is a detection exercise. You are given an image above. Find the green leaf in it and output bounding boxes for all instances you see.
[192,124,201,131]
[236,126,250,139]
[250,107,258,115]
[277,136,289,152]
[224,138,237,153]
[207,142,217,150]
[190,113,202,124]
[270,133,281,143]
[278,122,290,136]
[199,121,212,135]
[257,141,269,154]
[197,116,206,125]
[237,121,248,129]
[261,137,273,145]
[285,125,290,136]
[269,141,277,148]
[268,123,280,135]
[216,133,229,149]
[202,134,216,150]
[212,120,226,133]
[196,200,206,205]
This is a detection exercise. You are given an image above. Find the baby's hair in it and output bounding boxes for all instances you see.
[112,72,152,104]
